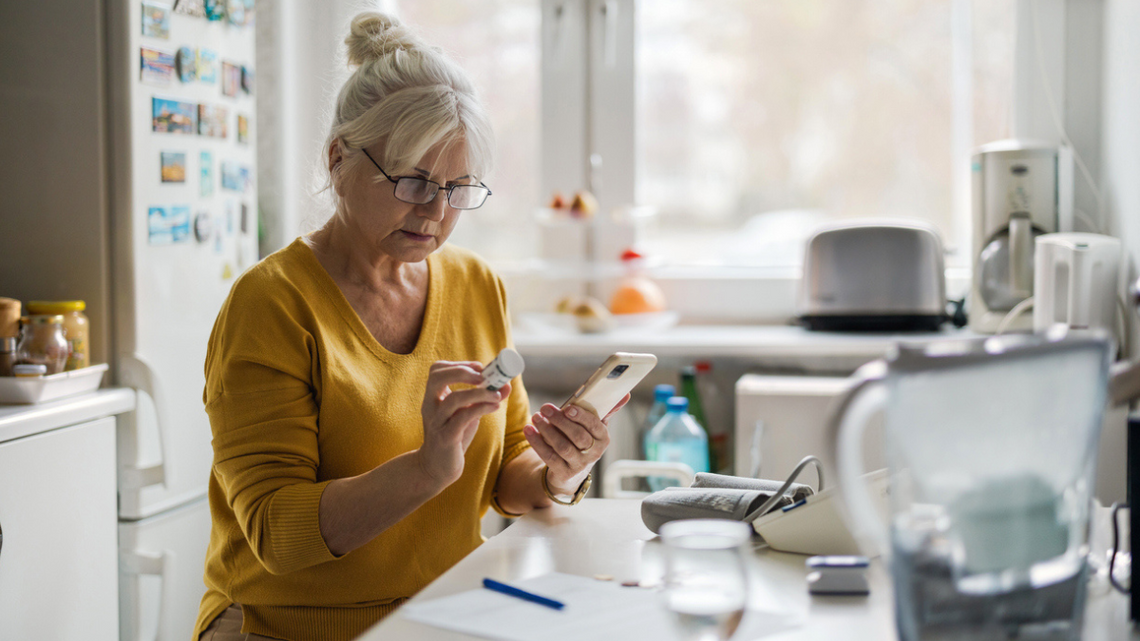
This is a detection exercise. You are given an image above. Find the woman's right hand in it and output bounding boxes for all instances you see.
[417,360,510,487]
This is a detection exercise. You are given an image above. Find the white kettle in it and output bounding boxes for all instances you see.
[1033,233,1121,338]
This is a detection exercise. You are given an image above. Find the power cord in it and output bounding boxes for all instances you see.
[744,455,824,522]
[996,296,1034,335]
[1109,501,1131,595]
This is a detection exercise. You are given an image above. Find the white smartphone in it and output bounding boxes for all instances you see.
[560,352,658,418]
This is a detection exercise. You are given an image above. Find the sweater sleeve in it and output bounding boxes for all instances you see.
[204,275,338,575]
[489,275,533,518]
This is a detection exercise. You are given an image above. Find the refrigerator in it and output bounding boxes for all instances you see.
[0,2,258,639]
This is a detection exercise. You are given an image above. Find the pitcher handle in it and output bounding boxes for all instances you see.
[826,359,890,556]
[1009,213,1033,298]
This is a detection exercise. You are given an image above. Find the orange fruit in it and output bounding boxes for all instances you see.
[609,278,666,314]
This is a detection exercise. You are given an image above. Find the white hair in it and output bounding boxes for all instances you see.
[323,12,494,200]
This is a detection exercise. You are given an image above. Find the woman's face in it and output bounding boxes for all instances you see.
[334,140,471,264]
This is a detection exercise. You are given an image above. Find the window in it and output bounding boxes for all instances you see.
[389,0,542,263]
[374,1,1016,318]
[633,0,1014,268]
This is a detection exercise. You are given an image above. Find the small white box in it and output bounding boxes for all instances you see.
[734,374,885,482]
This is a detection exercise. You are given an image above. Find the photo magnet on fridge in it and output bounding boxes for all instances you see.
[197,49,218,84]
[241,66,254,94]
[221,62,241,97]
[200,150,214,197]
[152,97,197,134]
[148,205,190,244]
[226,0,245,26]
[140,47,175,85]
[142,1,172,39]
[160,151,186,183]
[173,0,206,18]
[198,103,228,138]
[221,161,243,191]
[237,114,249,144]
[194,211,213,243]
[176,47,197,82]
[170,205,192,243]
[241,202,249,233]
[204,0,225,21]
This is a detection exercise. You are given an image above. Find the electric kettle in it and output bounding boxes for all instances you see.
[1033,232,1121,339]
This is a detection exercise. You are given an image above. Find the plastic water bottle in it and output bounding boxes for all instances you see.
[641,384,675,459]
[645,397,710,491]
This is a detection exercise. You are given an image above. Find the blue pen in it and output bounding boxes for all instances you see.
[482,578,565,610]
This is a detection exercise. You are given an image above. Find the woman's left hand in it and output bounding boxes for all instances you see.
[522,394,630,495]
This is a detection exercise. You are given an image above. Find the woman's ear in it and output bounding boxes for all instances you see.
[328,139,347,197]
[328,138,344,174]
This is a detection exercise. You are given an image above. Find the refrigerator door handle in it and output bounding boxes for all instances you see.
[118,354,168,490]
[120,549,171,641]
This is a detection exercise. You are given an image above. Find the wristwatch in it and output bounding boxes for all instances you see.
[542,465,592,506]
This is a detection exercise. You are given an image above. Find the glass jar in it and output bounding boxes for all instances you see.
[26,300,89,370]
[16,315,69,374]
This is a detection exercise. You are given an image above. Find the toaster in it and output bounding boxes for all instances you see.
[798,220,947,331]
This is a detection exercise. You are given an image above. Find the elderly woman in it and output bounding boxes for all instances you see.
[194,13,625,641]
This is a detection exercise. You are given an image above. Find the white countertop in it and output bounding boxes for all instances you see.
[0,388,137,443]
[359,498,1135,641]
[514,323,975,368]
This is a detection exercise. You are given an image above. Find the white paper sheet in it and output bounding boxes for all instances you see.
[399,572,801,641]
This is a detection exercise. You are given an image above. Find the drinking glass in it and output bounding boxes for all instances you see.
[659,519,751,641]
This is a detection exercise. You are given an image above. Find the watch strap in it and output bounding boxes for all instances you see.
[542,465,591,506]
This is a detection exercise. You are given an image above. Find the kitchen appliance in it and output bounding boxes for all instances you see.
[829,332,1112,640]
[0,2,257,638]
[798,220,946,332]
[1033,233,1122,340]
[969,140,1073,333]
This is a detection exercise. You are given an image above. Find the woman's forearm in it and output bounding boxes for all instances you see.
[318,450,449,556]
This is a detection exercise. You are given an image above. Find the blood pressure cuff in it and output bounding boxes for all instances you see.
[640,474,815,535]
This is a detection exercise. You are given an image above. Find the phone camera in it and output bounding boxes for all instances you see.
[607,365,629,379]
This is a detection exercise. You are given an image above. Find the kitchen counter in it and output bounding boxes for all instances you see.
[0,388,136,443]
[513,323,975,372]
[359,498,1135,640]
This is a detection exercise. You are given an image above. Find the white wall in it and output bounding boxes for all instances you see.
[256,0,380,255]
[1102,0,1140,270]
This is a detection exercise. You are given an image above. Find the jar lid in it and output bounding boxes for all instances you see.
[13,363,48,376]
[27,300,85,313]
[27,314,65,324]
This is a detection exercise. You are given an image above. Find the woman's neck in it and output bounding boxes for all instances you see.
[306,215,420,293]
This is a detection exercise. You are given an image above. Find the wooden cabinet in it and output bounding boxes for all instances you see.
[0,417,119,641]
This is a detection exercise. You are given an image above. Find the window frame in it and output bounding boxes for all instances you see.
[526,0,1089,323]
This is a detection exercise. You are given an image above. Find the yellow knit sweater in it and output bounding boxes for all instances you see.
[193,238,531,641]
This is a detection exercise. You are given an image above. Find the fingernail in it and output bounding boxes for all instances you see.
[541,406,554,417]
[566,406,578,418]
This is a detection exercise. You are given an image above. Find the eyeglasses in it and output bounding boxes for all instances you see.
[360,148,492,210]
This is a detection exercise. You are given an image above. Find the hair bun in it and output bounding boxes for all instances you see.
[345,12,421,67]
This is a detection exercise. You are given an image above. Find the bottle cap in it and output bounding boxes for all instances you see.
[654,384,675,401]
[27,300,86,314]
[694,361,712,374]
[493,348,525,378]
[13,363,48,377]
[666,397,689,412]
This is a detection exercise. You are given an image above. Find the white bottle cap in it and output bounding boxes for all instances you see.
[482,348,525,391]
[494,348,525,378]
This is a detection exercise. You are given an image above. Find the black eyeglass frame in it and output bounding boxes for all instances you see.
[359,147,492,210]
